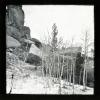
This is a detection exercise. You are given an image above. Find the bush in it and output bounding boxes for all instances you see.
[26,53,42,66]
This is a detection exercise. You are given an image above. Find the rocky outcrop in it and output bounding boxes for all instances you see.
[6,35,21,48]
[6,5,42,65]
[6,5,31,52]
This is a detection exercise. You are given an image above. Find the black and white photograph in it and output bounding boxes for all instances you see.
[6,5,94,94]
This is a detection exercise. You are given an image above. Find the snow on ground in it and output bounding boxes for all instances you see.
[6,60,93,95]
[6,70,94,94]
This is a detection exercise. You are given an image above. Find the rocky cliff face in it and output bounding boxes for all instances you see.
[6,5,31,52]
[6,5,42,65]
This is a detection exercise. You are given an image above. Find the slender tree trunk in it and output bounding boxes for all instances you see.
[83,31,89,90]
[79,68,82,85]
[57,55,59,79]
[85,69,87,88]
[24,43,29,63]
[9,74,14,94]
[67,60,69,85]
[41,47,44,77]
[72,60,75,94]
[83,60,86,90]
[69,61,72,86]
[59,55,64,94]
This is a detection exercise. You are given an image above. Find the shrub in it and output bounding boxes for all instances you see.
[26,53,42,66]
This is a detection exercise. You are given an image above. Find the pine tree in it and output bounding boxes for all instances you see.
[51,23,58,52]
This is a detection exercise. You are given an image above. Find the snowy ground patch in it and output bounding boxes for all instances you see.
[7,72,94,94]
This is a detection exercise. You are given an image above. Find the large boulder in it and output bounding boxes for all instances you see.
[29,43,42,58]
[6,35,21,48]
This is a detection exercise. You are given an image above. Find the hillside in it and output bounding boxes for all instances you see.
[6,59,93,94]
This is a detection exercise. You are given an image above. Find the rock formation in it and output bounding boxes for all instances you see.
[6,5,42,65]
[6,5,31,52]
[6,35,21,48]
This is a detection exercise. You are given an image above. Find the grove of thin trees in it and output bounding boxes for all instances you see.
[41,24,94,94]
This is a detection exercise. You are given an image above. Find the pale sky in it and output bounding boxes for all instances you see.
[23,5,94,47]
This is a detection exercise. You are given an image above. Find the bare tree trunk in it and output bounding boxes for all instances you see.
[82,31,89,90]
[58,54,65,94]
[79,68,82,85]
[67,60,69,85]
[9,74,14,94]
[48,57,52,78]
[41,47,44,77]
[85,69,87,88]
[24,43,29,63]
[57,55,59,79]
[57,54,62,94]
[68,62,70,86]
[72,60,75,94]
[83,60,86,90]
[69,62,72,86]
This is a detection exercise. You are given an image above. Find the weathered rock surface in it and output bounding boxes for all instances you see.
[6,35,21,48]
[6,5,42,65]
[6,5,31,52]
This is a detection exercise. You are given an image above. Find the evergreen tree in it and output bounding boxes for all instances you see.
[51,23,58,52]
[75,52,84,84]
